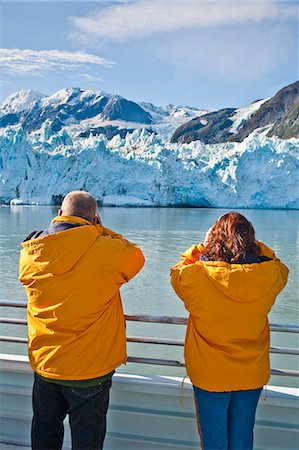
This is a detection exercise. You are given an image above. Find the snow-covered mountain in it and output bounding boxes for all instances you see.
[0,87,205,141]
[1,82,297,145]
[0,89,46,116]
[0,126,298,208]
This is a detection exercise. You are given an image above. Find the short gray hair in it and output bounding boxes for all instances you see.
[60,191,97,222]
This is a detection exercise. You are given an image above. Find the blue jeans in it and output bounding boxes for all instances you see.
[32,373,112,450]
[193,386,262,450]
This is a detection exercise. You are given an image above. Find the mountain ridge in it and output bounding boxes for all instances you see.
[0,81,298,143]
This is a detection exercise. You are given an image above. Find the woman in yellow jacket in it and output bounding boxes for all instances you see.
[171,212,288,450]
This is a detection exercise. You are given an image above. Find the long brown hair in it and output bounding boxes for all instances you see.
[202,212,261,263]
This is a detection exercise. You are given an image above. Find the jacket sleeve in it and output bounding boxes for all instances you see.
[170,244,205,311]
[170,267,185,301]
[171,244,204,270]
[258,241,289,289]
[99,227,145,283]
[171,254,202,314]
[101,226,123,240]
[170,264,198,314]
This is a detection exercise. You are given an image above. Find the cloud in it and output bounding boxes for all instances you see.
[69,0,297,44]
[0,48,116,76]
[0,80,12,87]
[154,23,296,81]
[80,73,104,82]
[71,73,104,83]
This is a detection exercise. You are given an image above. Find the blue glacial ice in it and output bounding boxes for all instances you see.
[0,127,298,209]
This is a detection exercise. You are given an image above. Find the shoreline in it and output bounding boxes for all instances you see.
[1,203,299,211]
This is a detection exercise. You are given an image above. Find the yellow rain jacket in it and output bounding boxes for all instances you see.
[19,216,145,380]
[171,242,288,391]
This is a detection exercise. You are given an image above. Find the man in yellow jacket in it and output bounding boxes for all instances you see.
[19,191,145,450]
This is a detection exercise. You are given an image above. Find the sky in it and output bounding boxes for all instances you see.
[0,0,298,109]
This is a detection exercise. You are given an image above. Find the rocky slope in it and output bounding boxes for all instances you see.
[234,80,299,141]
[170,108,236,144]
[171,81,299,144]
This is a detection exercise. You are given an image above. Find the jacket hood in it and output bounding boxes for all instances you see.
[20,216,101,276]
[201,259,282,302]
[175,242,288,303]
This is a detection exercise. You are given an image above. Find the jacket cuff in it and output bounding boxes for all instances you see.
[257,241,276,258]
[180,243,205,263]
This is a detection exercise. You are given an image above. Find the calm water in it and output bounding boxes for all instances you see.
[0,206,298,387]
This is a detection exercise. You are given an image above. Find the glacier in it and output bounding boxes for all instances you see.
[0,126,298,209]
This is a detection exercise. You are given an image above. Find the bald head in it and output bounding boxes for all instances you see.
[60,191,97,223]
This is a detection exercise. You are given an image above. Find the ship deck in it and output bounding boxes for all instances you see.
[1,302,298,449]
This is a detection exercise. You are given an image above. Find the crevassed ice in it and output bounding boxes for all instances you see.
[0,127,298,209]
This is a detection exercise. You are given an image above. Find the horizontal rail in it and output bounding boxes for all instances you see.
[125,314,187,325]
[3,316,299,335]
[0,301,27,308]
[0,336,27,343]
[270,368,299,377]
[127,357,299,377]
[270,324,299,333]
[127,335,184,346]
[269,346,299,356]
[1,318,27,325]
[0,336,298,376]
[1,300,299,333]
[0,334,185,347]
[127,356,185,367]
[1,333,299,357]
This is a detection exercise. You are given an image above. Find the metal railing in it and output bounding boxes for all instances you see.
[1,300,299,376]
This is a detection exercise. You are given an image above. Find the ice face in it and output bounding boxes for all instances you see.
[0,127,298,208]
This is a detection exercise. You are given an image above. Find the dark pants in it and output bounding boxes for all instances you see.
[32,374,112,450]
[193,386,262,450]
